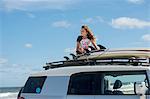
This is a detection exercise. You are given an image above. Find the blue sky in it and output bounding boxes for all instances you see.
[0,0,150,87]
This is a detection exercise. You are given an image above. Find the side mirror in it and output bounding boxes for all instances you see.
[134,82,147,95]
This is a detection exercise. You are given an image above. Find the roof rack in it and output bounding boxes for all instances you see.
[43,57,150,70]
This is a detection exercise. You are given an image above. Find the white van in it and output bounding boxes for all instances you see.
[18,49,150,99]
[18,65,150,99]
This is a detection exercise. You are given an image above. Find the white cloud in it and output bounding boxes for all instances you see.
[2,0,79,11]
[81,18,94,23]
[95,35,99,41]
[12,64,19,67]
[131,34,150,46]
[0,58,8,64]
[81,16,104,24]
[127,0,144,4]
[0,59,41,87]
[52,20,71,28]
[142,34,150,42]
[25,43,32,48]
[111,17,150,29]
[26,13,35,18]
[96,16,105,22]
[1,62,39,72]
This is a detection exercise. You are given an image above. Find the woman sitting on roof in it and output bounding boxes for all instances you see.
[76,25,100,54]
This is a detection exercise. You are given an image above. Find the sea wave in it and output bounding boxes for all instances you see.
[0,92,18,99]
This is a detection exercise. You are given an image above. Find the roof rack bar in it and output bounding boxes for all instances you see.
[43,57,150,70]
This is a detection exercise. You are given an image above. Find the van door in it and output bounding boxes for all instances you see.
[67,73,96,99]
[95,71,147,99]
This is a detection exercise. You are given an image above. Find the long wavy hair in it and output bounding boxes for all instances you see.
[81,25,96,41]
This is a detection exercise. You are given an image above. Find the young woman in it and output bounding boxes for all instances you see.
[76,25,100,54]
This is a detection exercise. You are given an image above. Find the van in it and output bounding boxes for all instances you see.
[18,66,150,99]
[18,49,150,99]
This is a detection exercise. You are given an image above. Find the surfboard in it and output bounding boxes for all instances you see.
[77,48,150,60]
[44,48,150,69]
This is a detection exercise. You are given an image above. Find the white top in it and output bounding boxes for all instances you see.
[80,38,90,49]
[31,65,150,77]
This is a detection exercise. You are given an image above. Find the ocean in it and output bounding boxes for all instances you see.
[0,87,21,99]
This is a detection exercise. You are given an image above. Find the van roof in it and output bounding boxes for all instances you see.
[31,65,150,77]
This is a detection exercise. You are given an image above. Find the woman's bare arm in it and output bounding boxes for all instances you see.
[76,42,80,51]
[76,42,82,52]
[91,39,100,50]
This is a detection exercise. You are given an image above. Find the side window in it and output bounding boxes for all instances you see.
[67,73,102,95]
[22,76,47,93]
[104,71,147,95]
[67,71,148,95]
